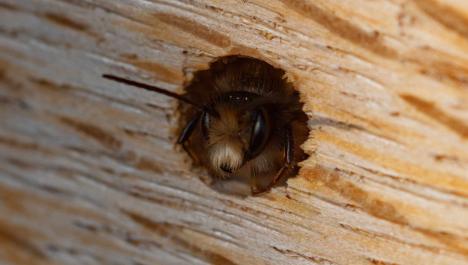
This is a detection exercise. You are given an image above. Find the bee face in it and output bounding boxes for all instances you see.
[103,56,309,196]
[205,103,264,177]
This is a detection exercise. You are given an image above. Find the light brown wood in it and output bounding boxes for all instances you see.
[0,0,467,264]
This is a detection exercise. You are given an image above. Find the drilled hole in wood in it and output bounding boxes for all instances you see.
[177,56,309,196]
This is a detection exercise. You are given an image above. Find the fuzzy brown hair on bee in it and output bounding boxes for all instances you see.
[103,57,308,196]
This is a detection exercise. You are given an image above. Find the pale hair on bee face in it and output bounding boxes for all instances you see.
[206,105,249,176]
[208,142,244,177]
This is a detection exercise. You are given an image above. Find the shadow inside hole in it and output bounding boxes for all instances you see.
[178,56,309,197]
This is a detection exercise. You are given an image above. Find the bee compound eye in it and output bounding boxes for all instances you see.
[201,110,210,139]
[247,108,271,160]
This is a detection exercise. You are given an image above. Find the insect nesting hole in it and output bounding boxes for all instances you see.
[177,56,309,196]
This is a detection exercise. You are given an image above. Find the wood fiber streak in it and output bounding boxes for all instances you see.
[58,116,123,151]
[279,0,399,58]
[43,13,89,32]
[401,94,468,138]
[155,13,232,48]
[121,53,184,84]
[414,0,468,38]
[0,0,467,265]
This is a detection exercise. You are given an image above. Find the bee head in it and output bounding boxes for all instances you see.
[204,103,271,177]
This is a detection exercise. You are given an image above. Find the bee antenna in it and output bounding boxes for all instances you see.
[102,74,205,111]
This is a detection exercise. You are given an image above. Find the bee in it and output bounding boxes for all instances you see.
[103,57,307,196]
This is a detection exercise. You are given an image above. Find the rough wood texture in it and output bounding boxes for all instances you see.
[0,0,467,264]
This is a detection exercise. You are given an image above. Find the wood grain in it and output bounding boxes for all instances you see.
[0,0,467,264]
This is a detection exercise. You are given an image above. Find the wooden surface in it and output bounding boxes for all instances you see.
[0,0,468,264]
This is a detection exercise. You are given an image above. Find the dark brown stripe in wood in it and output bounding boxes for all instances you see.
[44,13,89,32]
[155,13,231,48]
[58,116,123,150]
[124,210,239,265]
[414,0,468,39]
[279,0,398,58]
[401,94,468,139]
